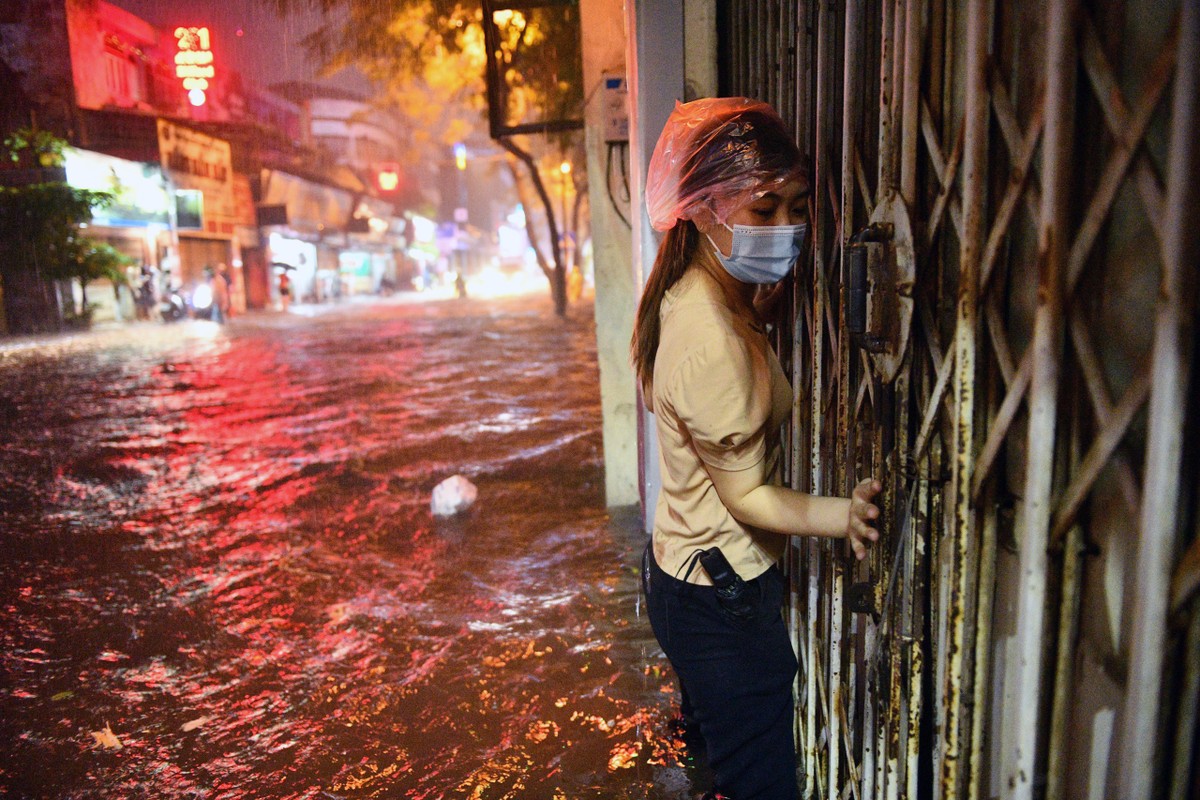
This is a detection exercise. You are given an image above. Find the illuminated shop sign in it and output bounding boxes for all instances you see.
[174,26,214,107]
[62,147,170,227]
[157,120,236,235]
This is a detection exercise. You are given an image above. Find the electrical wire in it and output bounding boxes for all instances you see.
[606,142,631,229]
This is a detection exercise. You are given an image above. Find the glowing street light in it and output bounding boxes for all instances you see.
[376,163,401,194]
[558,160,573,268]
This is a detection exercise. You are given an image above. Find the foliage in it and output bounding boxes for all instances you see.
[488,5,583,137]
[68,240,133,288]
[267,0,585,315]
[0,129,118,331]
[56,240,134,327]
[0,182,113,281]
[1,129,114,280]
[282,1,582,152]
[3,127,67,167]
[278,1,489,166]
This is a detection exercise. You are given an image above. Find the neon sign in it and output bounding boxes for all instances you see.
[174,27,214,107]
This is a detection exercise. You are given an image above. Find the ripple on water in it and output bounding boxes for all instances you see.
[0,298,698,799]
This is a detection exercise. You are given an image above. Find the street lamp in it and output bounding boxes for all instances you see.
[559,160,572,269]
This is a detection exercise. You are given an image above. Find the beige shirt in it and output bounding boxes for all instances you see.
[650,265,794,584]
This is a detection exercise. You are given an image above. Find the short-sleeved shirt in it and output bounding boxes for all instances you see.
[650,264,794,585]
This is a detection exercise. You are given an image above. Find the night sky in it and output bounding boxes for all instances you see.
[110,0,371,94]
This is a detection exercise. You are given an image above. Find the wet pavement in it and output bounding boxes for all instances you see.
[0,295,701,799]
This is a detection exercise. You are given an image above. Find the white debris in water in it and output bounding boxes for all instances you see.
[431,475,478,517]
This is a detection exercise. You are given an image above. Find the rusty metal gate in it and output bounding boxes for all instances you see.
[719,1,1199,798]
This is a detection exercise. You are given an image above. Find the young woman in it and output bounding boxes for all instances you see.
[632,97,881,800]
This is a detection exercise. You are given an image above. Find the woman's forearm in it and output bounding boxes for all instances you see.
[728,483,852,538]
[708,463,880,557]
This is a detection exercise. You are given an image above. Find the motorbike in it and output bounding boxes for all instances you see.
[188,281,216,321]
[159,282,216,322]
[159,289,187,322]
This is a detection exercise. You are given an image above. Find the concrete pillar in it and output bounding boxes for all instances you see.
[622,0,685,529]
[616,0,716,528]
[579,0,639,508]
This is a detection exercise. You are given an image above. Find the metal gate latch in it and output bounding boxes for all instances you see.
[848,223,892,353]
[845,193,916,383]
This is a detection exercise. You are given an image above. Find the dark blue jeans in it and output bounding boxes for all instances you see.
[643,544,799,800]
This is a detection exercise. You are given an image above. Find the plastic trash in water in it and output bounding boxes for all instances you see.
[431,475,478,517]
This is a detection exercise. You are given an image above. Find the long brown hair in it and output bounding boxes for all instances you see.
[630,220,700,394]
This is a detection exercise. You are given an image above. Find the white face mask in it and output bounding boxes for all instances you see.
[706,222,808,284]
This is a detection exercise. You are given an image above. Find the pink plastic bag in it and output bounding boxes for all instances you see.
[645,97,806,231]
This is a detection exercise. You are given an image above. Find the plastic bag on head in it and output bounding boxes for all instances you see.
[645,97,805,232]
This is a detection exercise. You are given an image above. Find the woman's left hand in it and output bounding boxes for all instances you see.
[847,478,882,560]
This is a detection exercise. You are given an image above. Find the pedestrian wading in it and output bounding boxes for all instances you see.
[631,97,883,800]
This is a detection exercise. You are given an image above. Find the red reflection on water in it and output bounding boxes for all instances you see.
[0,303,694,799]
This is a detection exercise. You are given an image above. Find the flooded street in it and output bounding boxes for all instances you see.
[0,296,698,799]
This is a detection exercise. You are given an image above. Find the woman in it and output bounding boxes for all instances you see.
[632,97,881,800]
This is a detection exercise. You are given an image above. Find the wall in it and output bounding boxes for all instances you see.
[579,0,637,508]
[683,0,717,99]
[0,0,79,134]
[622,0,718,523]
[64,0,108,112]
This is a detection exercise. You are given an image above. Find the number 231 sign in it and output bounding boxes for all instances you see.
[174,27,214,107]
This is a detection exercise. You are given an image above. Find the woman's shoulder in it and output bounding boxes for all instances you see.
[657,307,757,398]
[661,268,738,329]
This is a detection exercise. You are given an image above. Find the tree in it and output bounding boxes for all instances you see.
[62,241,134,326]
[268,0,585,316]
[0,129,114,333]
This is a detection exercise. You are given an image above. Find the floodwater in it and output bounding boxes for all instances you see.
[0,295,700,799]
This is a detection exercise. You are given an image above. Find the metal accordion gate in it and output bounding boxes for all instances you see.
[718,1,1199,798]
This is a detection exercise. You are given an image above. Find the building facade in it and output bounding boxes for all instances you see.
[0,0,407,328]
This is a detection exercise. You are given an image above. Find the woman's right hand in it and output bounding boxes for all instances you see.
[847,478,882,560]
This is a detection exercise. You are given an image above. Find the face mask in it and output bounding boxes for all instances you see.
[706,223,808,284]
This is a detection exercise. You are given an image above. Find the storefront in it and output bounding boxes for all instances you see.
[257,169,355,304]
[62,146,173,322]
[405,214,440,291]
[343,196,400,294]
[266,232,318,304]
[157,119,237,289]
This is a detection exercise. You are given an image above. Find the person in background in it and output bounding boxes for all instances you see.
[135,265,155,320]
[278,270,291,312]
[205,265,228,324]
[215,263,233,321]
[631,97,882,800]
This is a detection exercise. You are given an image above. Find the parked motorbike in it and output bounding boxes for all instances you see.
[159,282,215,322]
[160,290,187,322]
[188,281,216,321]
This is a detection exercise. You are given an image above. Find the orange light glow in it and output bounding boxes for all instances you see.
[376,164,400,193]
